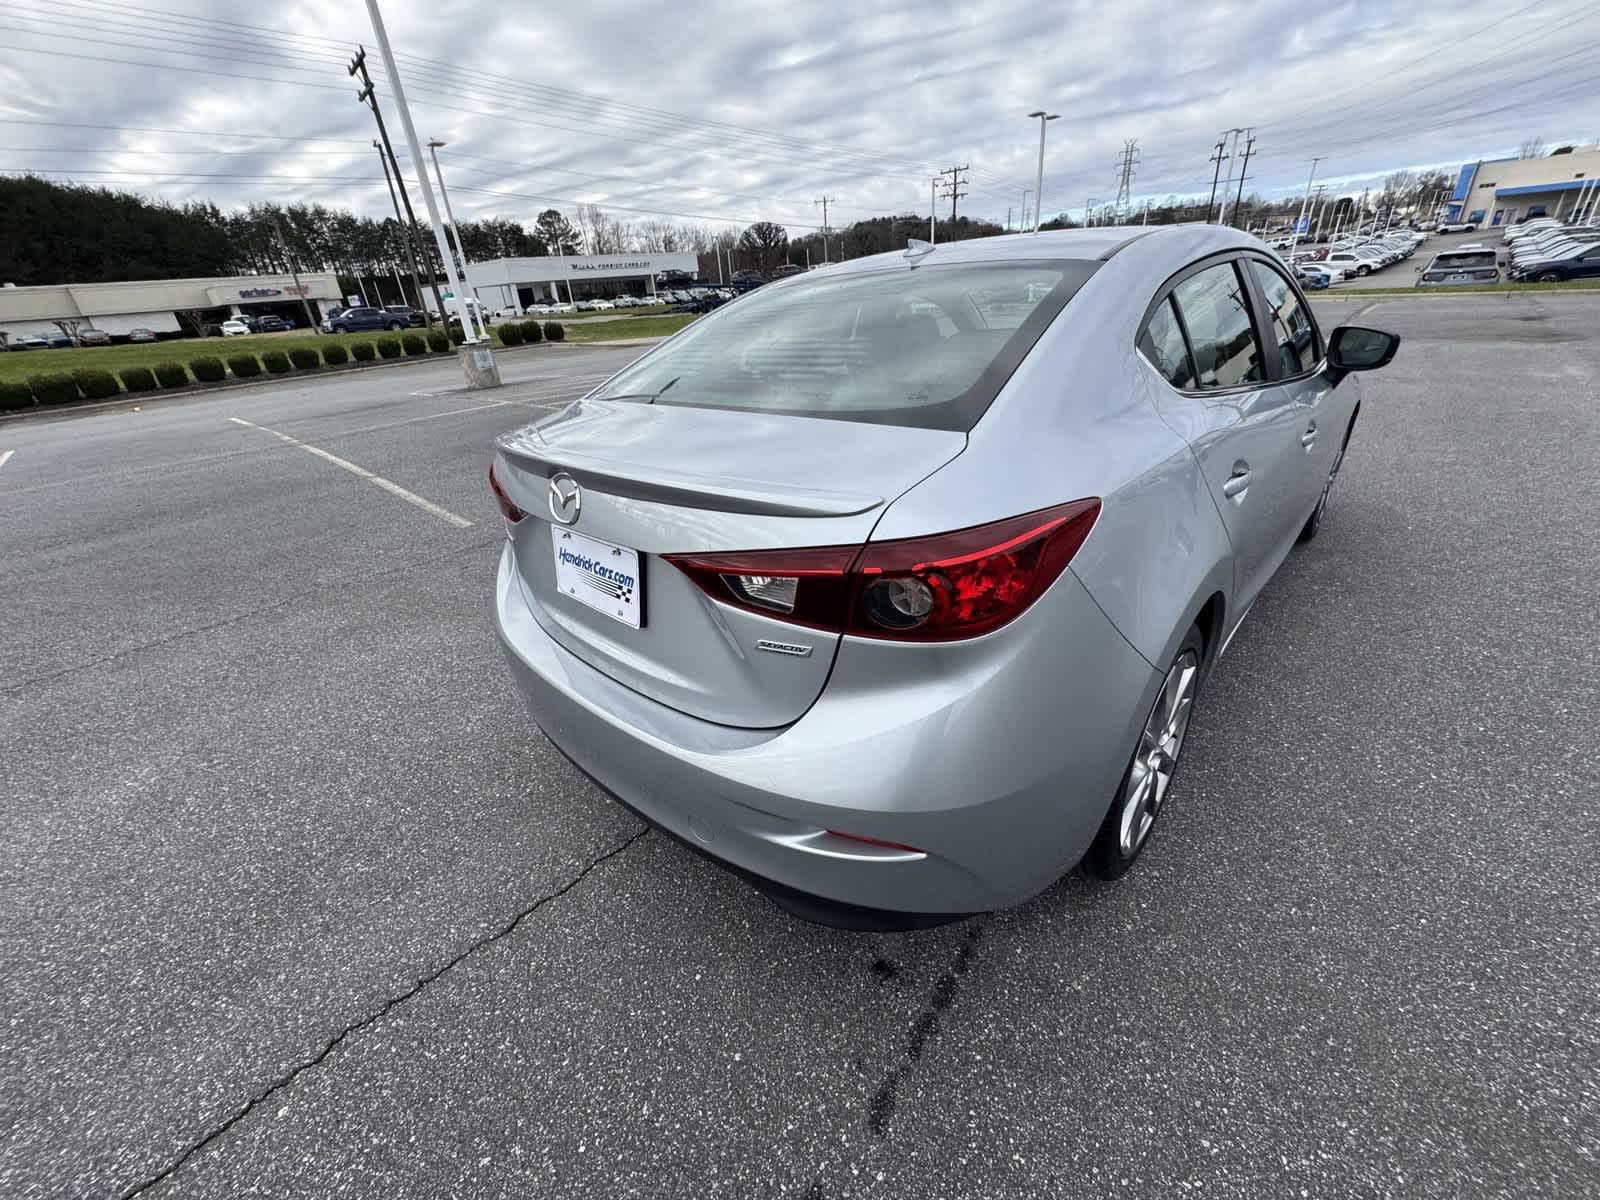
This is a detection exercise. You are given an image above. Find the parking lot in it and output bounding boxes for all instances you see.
[3,294,1597,1198]
[1316,228,1500,289]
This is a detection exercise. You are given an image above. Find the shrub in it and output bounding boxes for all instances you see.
[426,329,450,353]
[497,322,524,347]
[448,324,468,346]
[375,336,402,359]
[521,320,544,344]
[0,380,35,410]
[320,341,349,365]
[154,361,190,388]
[120,366,158,392]
[72,368,121,400]
[543,320,566,342]
[262,350,292,374]
[226,353,263,378]
[401,332,426,355]
[289,347,321,370]
[29,373,80,406]
[350,341,377,362]
[190,355,227,383]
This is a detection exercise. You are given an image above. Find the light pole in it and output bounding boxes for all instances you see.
[361,0,494,383]
[1027,111,1059,233]
[1288,157,1323,261]
[427,139,484,343]
[1085,198,1099,227]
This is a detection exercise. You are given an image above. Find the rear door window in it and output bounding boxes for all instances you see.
[1169,262,1265,389]
[1247,260,1319,377]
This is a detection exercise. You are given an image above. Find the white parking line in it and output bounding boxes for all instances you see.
[0,449,13,471]
[227,417,473,528]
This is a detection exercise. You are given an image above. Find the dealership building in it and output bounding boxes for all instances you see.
[1447,145,1600,228]
[0,272,342,342]
[466,252,700,310]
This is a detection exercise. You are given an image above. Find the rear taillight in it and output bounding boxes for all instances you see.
[489,461,525,523]
[665,499,1100,642]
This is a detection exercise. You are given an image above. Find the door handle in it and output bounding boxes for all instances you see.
[1222,468,1251,499]
[1301,419,1318,448]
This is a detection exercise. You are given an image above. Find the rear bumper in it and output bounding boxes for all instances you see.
[494,545,1160,915]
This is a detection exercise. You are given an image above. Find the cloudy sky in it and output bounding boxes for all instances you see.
[3,0,1599,237]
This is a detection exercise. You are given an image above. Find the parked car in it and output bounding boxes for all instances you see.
[496,305,523,320]
[386,304,427,327]
[1320,249,1386,278]
[6,333,50,351]
[77,329,113,346]
[1510,243,1600,281]
[128,328,159,343]
[1294,265,1332,290]
[255,315,291,333]
[1437,220,1478,234]
[489,226,1400,924]
[220,319,251,337]
[327,306,408,333]
[1415,248,1499,286]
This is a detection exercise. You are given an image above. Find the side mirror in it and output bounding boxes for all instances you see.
[1327,325,1400,375]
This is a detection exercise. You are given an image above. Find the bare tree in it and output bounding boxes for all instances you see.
[576,204,632,255]
[1519,136,1547,160]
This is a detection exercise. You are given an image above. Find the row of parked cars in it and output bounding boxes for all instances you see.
[1502,218,1600,281]
[494,288,738,319]
[6,326,162,349]
[1289,229,1428,287]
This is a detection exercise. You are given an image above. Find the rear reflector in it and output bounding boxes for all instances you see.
[665,499,1101,642]
[825,829,926,855]
[489,461,526,523]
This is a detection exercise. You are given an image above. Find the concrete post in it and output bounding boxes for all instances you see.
[458,342,503,389]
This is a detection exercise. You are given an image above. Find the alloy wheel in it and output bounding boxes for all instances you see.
[1118,649,1200,856]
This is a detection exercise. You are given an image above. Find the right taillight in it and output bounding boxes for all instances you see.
[665,499,1100,642]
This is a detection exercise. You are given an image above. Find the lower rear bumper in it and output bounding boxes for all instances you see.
[494,545,1159,914]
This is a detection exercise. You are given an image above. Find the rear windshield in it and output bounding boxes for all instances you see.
[1432,252,1497,269]
[588,260,1098,431]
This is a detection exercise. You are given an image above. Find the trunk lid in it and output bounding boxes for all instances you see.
[495,400,965,727]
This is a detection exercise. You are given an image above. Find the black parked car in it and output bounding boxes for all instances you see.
[327,306,409,333]
[255,315,292,333]
[385,305,426,327]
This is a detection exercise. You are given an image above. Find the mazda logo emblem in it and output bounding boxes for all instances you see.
[548,472,582,525]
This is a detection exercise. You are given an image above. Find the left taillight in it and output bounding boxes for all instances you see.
[489,460,526,523]
[664,499,1100,642]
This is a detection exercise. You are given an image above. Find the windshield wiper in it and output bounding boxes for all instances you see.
[596,376,679,404]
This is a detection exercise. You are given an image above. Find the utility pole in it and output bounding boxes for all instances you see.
[930,178,937,244]
[1028,112,1059,233]
[1231,128,1255,227]
[1020,188,1031,231]
[1310,183,1328,240]
[272,216,319,330]
[1217,128,1244,226]
[1005,206,1012,232]
[350,48,446,329]
[372,138,428,320]
[813,195,836,263]
[936,165,969,222]
[1206,135,1230,224]
[1288,157,1323,260]
[427,139,484,341]
[358,2,487,360]
[1085,197,1098,226]
[1114,138,1140,222]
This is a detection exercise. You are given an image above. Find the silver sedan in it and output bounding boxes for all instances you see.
[491,226,1399,926]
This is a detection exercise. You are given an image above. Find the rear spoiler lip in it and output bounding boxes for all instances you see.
[495,436,884,518]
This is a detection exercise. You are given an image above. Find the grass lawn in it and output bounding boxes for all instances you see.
[561,314,698,343]
[1329,278,1600,297]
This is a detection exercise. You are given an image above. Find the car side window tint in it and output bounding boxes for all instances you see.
[1138,296,1195,389]
[1247,260,1319,377]
[1169,263,1264,389]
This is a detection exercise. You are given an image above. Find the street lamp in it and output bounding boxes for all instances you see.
[426,138,484,343]
[1027,111,1059,233]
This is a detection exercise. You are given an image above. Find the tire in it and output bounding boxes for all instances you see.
[387,321,404,331]
[332,324,349,334]
[1356,265,1371,277]
[1466,225,1476,233]
[1082,625,1206,881]
[1536,271,1562,283]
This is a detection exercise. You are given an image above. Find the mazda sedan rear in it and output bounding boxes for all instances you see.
[492,226,1398,926]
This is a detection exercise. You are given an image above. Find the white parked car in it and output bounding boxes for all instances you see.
[220,319,251,337]
[1320,249,1386,278]
[524,304,551,315]
[548,302,576,314]
[1437,220,1478,234]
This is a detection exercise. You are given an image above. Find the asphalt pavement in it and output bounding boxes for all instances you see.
[2,297,1597,1199]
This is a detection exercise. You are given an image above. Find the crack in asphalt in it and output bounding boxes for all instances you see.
[118,825,651,1199]
[867,917,990,1138]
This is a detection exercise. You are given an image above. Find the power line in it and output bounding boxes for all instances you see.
[936,165,969,221]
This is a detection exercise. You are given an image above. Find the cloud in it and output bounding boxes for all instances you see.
[3,0,1598,234]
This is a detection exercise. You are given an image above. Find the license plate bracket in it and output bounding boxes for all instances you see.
[551,527,644,629]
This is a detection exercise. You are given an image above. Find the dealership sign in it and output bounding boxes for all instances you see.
[570,260,652,272]
[206,281,316,305]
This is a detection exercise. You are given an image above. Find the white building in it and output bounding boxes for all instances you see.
[1447,146,1600,229]
[467,252,699,310]
[0,272,341,341]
